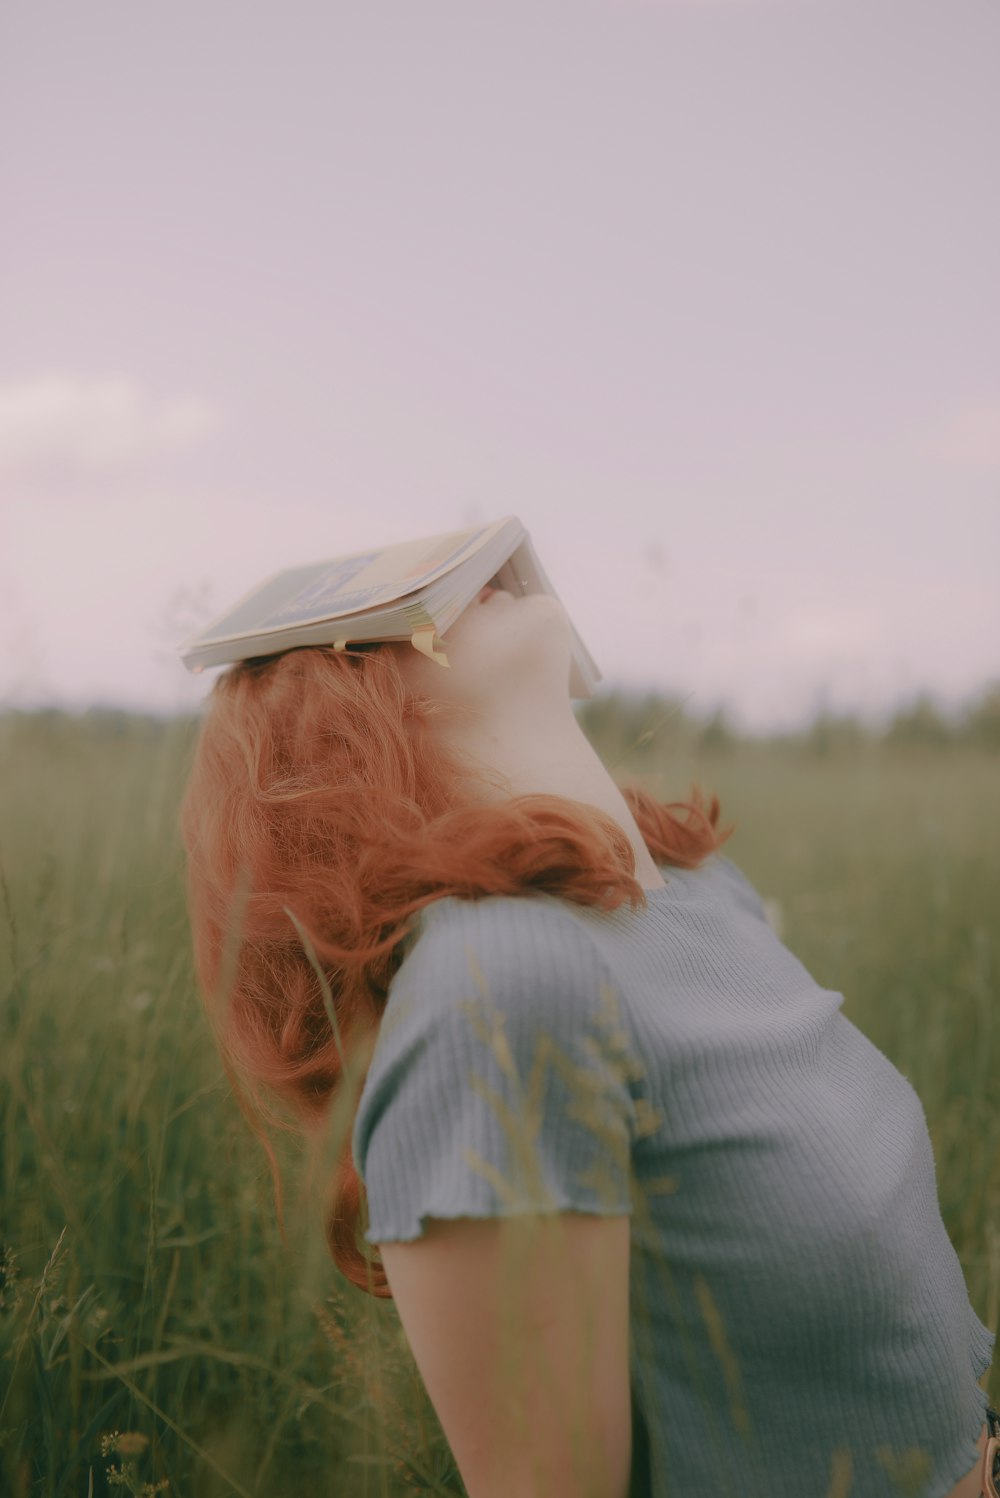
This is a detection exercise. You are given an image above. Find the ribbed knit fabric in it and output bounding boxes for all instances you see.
[352,852,995,1498]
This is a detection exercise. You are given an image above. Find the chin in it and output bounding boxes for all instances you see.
[509,591,565,617]
[450,591,567,656]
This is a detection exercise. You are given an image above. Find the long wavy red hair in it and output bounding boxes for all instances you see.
[178,642,734,1298]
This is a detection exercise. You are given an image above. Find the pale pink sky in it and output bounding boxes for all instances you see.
[1,0,997,733]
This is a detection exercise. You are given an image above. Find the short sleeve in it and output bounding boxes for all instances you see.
[351,894,640,1245]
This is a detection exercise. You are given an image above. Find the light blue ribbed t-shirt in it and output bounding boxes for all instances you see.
[351,852,995,1498]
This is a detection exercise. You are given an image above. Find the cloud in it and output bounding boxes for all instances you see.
[924,392,1000,472]
[779,601,884,659]
[0,376,219,475]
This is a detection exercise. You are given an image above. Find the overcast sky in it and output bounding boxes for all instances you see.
[2,0,997,734]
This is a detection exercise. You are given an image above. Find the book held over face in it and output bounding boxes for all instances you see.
[177,514,602,699]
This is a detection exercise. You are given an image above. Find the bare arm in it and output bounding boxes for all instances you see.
[377,1210,633,1498]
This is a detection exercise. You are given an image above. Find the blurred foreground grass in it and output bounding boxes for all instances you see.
[0,710,997,1496]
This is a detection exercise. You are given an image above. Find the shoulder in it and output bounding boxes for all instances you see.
[387,890,619,1027]
[365,890,633,1105]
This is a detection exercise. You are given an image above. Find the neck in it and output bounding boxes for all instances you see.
[436,702,667,891]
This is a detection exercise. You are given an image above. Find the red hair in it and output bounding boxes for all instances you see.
[178,643,734,1298]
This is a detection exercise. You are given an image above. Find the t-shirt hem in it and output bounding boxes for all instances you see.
[363,1194,635,1247]
[925,1397,991,1498]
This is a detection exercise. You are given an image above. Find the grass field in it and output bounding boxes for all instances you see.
[1,710,997,1496]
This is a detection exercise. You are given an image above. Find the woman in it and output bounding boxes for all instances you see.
[180,578,996,1497]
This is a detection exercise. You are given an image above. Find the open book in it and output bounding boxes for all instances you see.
[177,514,602,699]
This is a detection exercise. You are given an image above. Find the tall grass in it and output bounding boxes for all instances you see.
[0,712,996,1495]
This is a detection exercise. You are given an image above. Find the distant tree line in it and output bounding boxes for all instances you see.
[0,680,998,760]
[573,681,1000,761]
